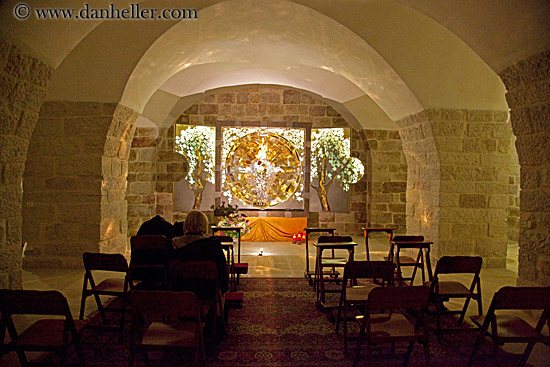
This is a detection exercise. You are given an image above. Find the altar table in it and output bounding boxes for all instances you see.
[241,217,308,242]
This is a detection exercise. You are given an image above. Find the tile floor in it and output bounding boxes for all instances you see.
[4,235,548,366]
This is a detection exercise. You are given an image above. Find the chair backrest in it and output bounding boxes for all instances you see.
[317,235,353,243]
[167,260,219,301]
[0,290,71,317]
[343,261,394,285]
[130,290,201,322]
[130,235,169,283]
[392,235,424,242]
[490,286,550,311]
[83,252,129,273]
[434,256,482,275]
[211,235,233,243]
[130,235,169,250]
[367,285,430,311]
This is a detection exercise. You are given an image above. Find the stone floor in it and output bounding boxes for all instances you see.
[5,235,548,366]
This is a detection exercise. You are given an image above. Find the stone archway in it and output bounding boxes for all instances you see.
[398,107,518,267]
[499,50,550,287]
[22,103,138,268]
[0,40,53,289]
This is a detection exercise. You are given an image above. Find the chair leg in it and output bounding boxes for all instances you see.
[92,293,107,324]
[518,342,536,367]
[128,350,135,367]
[15,349,29,366]
[143,351,153,367]
[58,350,66,367]
[343,304,348,353]
[353,324,365,367]
[79,294,87,320]
[422,340,431,367]
[404,341,415,367]
[476,294,483,317]
[458,297,472,325]
[468,333,485,367]
[435,296,442,343]
[76,340,86,367]
[335,293,344,334]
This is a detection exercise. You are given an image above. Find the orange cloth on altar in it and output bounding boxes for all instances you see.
[241,217,307,242]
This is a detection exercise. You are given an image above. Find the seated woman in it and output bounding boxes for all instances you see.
[171,210,229,294]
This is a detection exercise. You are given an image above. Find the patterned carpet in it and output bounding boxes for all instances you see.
[49,278,531,366]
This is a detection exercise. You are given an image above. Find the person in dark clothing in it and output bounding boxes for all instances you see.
[136,215,175,239]
[171,211,229,294]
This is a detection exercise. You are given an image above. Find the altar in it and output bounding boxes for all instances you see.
[241,217,308,242]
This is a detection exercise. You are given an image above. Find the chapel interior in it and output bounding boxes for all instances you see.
[1,0,549,366]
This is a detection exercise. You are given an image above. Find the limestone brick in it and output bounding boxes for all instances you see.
[459,194,487,208]
[283,89,301,104]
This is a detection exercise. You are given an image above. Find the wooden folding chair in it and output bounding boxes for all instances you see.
[428,256,482,340]
[468,286,550,367]
[167,260,225,343]
[129,290,206,367]
[354,285,431,367]
[0,290,87,367]
[315,235,354,288]
[130,235,170,290]
[79,252,134,340]
[386,235,430,285]
[336,260,395,353]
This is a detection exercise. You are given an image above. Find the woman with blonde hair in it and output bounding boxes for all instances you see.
[171,210,229,294]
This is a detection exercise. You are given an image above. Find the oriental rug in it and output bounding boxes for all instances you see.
[42,278,534,367]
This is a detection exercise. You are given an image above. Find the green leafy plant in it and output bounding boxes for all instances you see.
[175,126,215,209]
[311,128,364,211]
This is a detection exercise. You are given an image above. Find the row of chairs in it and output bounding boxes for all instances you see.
[313,234,431,299]
[79,251,224,347]
[0,287,206,367]
[334,256,550,367]
[128,235,244,320]
[2,250,220,367]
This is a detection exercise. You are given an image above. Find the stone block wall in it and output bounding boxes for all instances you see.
[500,50,550,286]
[0,39,53,288]
[127,127,159,236]
[99,105,137,255]
[364,129,407,234]
[507,136,520,243]
[398,111,441,244]
[399,108,517,267]
[127,126,189,235]
[23,102,137,267]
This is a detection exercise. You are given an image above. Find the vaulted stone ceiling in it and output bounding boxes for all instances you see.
[2,0,549,129]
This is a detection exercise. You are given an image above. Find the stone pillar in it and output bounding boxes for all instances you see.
[364,129,407,233]
[500,50,550,286]
[0,39,53,288]
[397,111,440,244]
[127,127,159,236]
[100,105,137,255]
[23,102,137,267]
[399,108,515,267]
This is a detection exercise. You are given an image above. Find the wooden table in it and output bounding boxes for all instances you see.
[362,227,394,261]
[313,241,357,310]
[303,228,335,283]
[389,240,433,286]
